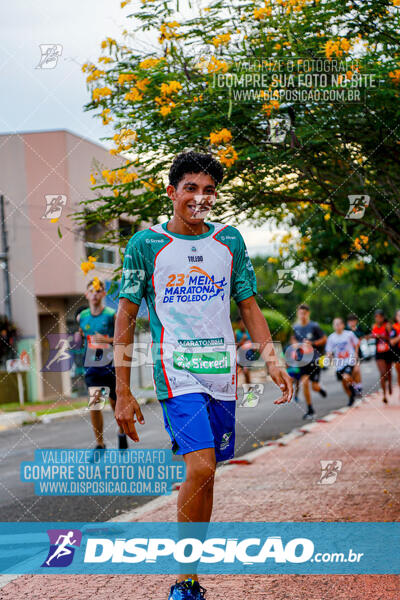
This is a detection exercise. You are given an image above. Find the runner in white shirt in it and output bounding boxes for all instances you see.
[113,151,293,600]
[325,317,360,406]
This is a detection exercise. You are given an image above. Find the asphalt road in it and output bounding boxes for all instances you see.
[0,362,380,522]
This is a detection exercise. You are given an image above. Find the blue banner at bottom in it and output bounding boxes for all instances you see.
[0,522,398,575]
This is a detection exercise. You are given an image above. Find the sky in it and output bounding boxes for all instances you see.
[0,0,283,256]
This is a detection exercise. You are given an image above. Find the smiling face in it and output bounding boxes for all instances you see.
[167,172,217,227]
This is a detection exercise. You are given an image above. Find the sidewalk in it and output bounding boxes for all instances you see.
[0,389,156,432]
[2,390,400,599]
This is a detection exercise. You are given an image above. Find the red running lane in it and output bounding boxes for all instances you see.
[2,390,400,599]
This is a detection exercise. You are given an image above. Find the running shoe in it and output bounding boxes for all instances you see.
[168,580,206,600]
[383,397,388,404]
[90,444,106,462]
[318,388,327,398]
[302,406,315,420]
[118,433,128,450]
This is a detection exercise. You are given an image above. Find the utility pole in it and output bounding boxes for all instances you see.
[0,195,12,321]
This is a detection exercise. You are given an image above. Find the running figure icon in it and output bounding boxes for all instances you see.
[45,531,77,566]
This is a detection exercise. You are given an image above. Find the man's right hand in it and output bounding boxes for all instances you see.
[115,391,145,442]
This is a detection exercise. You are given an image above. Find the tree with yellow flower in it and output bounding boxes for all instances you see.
[76,0,400,283]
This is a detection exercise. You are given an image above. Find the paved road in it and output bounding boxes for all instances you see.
[0,363,381,522]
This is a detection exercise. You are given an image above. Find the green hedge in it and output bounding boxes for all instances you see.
[261,309,291,343]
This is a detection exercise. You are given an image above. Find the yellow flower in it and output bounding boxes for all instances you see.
[159,22,180,43]
[209,128,233,145]
[389,69,400,84]
[92,87,112,101]
[325,38,351,59]
[254,4,272,19]
[98,56,114,64]
[267,257,278,263]
[139,57,163,69]
[324,213,330,221]
[211,33,231,47]
[86,69,105,83]
[262,99,279,116]
[113,189,119,197]
[160,105,172,116]
[160,80,182,95]
[124,87,143,102]
[118,73,136,85]
[80,257,96,275]
[90,174,96,185]
[122,172,138,183]
[101,37,117,50]
[136,78,150,92]
[91,277,102,291]
[392,0,400,5]
[120,0,131,6]
[217,145,238,167]
[206,56,229,73]
[113,129,137,151]
[318,269,328,277]
[100,107,113,125]
[142,178,158,191]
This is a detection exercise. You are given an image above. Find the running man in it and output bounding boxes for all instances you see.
[346,314,366,397]
[369,309,392,404]
[284,334,302,403]
[235,318,251,384]
[389,309,400,398]
[78,279,128,450]
[325,318,360,406]
[293,304,327,419]
[114,151,293,600]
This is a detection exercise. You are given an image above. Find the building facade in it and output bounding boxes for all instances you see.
[0,129,149,403]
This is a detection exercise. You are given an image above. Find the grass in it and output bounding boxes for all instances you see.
[0,398,87,414]
[35,401,87,416]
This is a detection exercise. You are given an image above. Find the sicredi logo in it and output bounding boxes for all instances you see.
[83,536,314,565]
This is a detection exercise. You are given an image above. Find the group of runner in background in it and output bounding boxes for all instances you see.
[235,303,400,419]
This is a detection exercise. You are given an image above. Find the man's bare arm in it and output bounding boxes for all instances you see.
[114,298,145,442]
[238,296,293,404]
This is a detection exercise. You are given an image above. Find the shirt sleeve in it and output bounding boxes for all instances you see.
[119,234,148,306]
[313,323,325,340]
[350,332,359,347]
[325,335,333,354]
[231,232,257,303]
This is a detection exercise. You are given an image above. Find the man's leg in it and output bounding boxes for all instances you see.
[302,374,312,407]
[90,409,104,447]
[177,447,216,583]
[395,363,400,397]
[178,447,216,522]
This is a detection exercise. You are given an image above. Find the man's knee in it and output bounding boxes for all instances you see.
[186,457,216,485]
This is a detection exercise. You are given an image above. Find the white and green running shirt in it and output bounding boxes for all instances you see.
[119,221,257,401]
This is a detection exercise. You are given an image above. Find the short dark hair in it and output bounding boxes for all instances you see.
[374,309,385,317]
[347,314,358,321]
[87,278,105,291]
[298,303,310,311]
[168,151,224,188]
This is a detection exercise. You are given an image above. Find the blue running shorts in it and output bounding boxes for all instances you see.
[160,392,236,463]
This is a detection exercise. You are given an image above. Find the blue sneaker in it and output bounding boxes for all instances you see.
[168,579,206,599]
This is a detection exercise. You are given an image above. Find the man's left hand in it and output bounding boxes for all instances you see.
[268,365,293,404]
